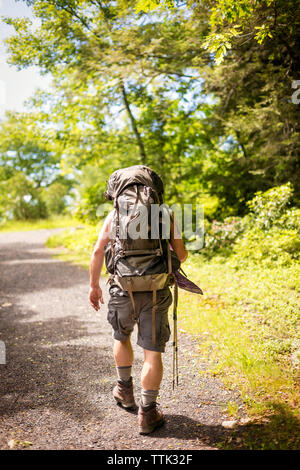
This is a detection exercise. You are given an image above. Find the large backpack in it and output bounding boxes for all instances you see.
[104,165,180,346]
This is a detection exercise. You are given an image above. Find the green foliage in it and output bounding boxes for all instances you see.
[201,0,300,198]
[134,0,279,62]
[233,226,299,267]
[41,182,69,215]
[231,184,299,266]
[74,182,107,223]
[0,111,74,221]
[0,111,59,186]
[0,172,47,220]
[47,225,99,253]
[72,165,112,223]
[247,183,293,230]
[0,215,76,232]
[278,207,300,231]
[205,216,244,252]
[203,184,299,266]
[46,224,100,268]
[2,0,299,217]
[135,0,175,12]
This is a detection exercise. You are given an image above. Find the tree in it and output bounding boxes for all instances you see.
[200,0,300,202]
[134,0,300,205]
[0,111,72,219]
[0,171,47,220]
[2,1,215,214]
[2,0,298,220]
[0,111,59,187]
[3,0,153,164]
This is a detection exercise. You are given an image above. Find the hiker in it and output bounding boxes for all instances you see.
[89,165,188,435]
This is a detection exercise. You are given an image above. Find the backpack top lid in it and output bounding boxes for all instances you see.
[105,165,164,200]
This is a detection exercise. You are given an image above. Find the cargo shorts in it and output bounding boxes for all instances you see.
[107,284,173,353]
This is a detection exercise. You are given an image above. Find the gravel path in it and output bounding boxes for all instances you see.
[0,229,243,450]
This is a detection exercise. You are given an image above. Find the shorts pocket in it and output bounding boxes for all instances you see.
[107,309,118,331]
[156,289,173,309]
[159,316,171,344]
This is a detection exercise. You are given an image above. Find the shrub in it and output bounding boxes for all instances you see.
[0,172,48,220]
[278,207,300,231]
[41,182,69,215]
[231,183,299,265]
[247,182,293,230]
[203,183,299,263]
[74,182,107,223]
[204,216,244,252]
[233,226,300,266]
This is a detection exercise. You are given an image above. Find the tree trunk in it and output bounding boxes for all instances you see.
[120,81,147,165]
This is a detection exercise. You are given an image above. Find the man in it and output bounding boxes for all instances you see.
[89,167,187,435]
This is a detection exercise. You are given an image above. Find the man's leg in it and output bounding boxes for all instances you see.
[141,349,163,391]
[113,337,134,367]
[137,290,172,434]
[138,349,164,434]
[112,337,136,409]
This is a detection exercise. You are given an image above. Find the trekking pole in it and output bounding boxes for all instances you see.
[172,281,179,390]
[175,281,178,386]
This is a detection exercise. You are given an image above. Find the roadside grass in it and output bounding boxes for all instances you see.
[0,215,77,232]
[179,253,300,449]
[46,224,101,269]
[46,229,300,449]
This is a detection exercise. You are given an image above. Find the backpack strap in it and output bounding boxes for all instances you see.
[167,241,172,274]
[151,279,157,347]
[127,279,144,343]
[121,249,162,257]
[114,198,119,241]
[131,184,139,216]
[126,279,137,322]
[125,184,140,232]
[152,188,166,257]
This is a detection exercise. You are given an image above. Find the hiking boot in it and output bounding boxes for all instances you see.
[113,377,136,409]
[138,402,164,435]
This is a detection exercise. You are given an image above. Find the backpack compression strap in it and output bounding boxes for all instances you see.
[126,279,137,322]
[151,279,157,347]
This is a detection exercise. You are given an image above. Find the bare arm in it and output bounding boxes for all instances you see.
[170,214,188,263]
[89,211,113,311]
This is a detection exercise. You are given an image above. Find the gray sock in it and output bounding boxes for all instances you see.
[116,366,132,383]
[141,389,159,407]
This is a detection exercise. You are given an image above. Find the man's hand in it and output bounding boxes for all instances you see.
[89,286,104,311]
[89,211,113,311]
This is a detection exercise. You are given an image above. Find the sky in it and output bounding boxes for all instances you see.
[0,0,51,117]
